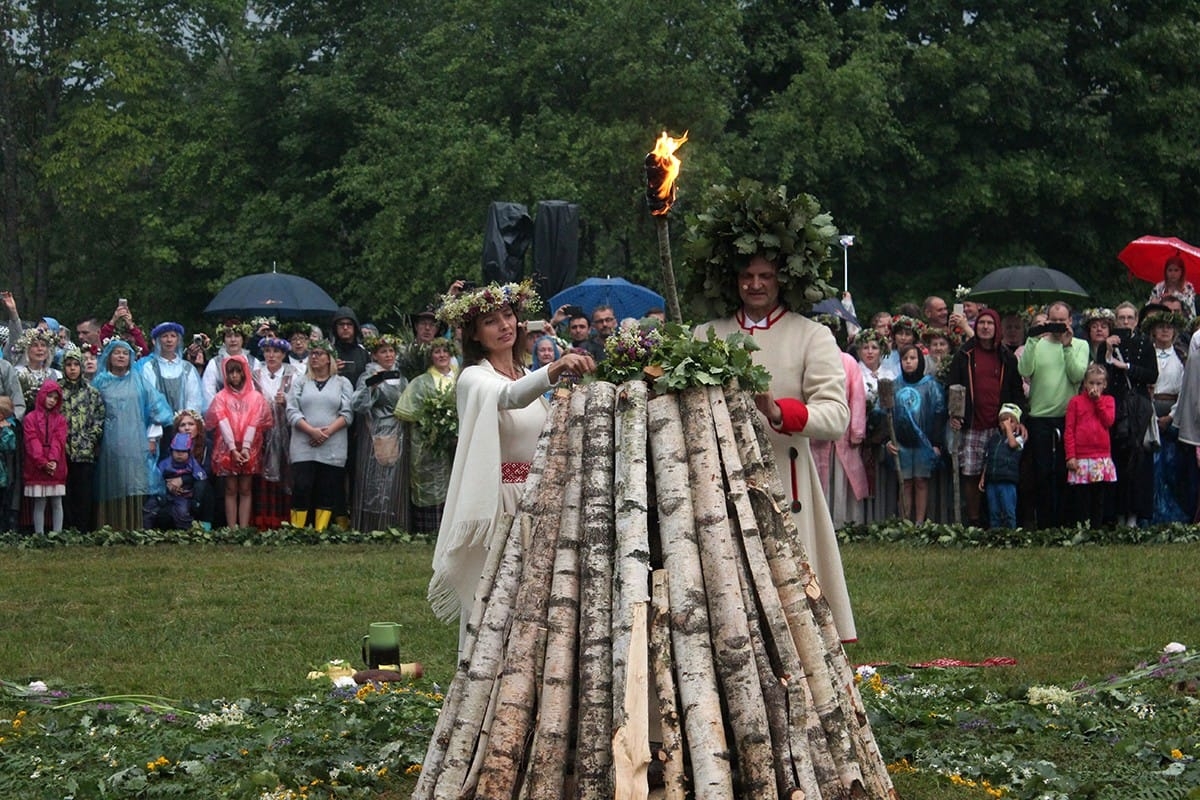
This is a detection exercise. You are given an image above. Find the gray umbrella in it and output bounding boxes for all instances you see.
[969,265,1088,308]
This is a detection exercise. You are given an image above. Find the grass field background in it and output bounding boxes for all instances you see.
[2,541,1195,699]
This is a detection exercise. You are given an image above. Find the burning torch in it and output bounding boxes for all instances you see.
[645,130,687,323]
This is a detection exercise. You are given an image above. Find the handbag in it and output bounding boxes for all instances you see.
[1143,412,1161,452]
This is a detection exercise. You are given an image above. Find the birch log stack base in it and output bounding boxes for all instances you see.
[413,382,898,800]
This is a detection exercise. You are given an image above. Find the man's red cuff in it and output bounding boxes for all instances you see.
[775,398,809,433]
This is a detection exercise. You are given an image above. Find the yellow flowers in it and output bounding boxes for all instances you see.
[145,755,171,771]
[1171,748,1185,760]
[405,763,422,776]
[867,673,889,695]
[948,773,1007,797]
[886,758,915,774]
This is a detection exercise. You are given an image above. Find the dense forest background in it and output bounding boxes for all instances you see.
[3,0,1198,331]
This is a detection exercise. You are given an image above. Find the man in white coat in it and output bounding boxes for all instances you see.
[706,254,858,642]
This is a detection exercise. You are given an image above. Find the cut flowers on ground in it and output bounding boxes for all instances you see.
[3,646,1196,799]
[863,644,1200,799]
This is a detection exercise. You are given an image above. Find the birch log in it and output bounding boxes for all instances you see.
[474,395,574,798]
[575,381,618,799]
[412,511,513,800]
[612,380,652,800]
[648,570,687,800]
[647,392,733,798]
[679,386,777,798]
[707,385,821,799]
[523,388,589,799]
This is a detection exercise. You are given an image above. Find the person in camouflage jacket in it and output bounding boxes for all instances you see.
[59,344,105,531]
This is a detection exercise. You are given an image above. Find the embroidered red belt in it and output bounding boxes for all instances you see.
[501,461,531,483]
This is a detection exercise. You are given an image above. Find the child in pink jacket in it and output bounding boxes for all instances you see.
[23,380,68,533]
[1064,364,1116,528]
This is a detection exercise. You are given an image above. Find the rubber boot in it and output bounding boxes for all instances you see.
[289,509,308,528]
[314,509,333,532]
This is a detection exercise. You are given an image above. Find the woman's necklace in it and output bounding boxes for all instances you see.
[492,361,522,381]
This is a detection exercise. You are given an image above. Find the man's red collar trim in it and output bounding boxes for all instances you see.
[736,305,786,331]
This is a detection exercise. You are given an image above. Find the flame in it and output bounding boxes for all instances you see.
[647,130,688,216]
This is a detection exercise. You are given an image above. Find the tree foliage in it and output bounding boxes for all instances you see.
[2,0,1198,332]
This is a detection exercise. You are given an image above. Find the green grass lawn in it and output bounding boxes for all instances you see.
[1,541,1196,800]
[2,541,1193,698]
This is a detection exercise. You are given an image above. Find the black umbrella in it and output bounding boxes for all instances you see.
[969,265,1088,308]
[204,270,339,320]
[809,297,860,328]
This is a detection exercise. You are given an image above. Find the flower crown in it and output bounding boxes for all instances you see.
[1080,307,1115,325]
[954,284,972,301]
[364,332,407,353]
[307,338,337,357]
[216,319,254,340]
[1141,310,1187,334]
[889,315,926,338]
[853,328,891,354]
[413,338,460,361]
[435,281,543,329]
[250,316,278,331]
[280,321,314,339]
[14,327,57,351]
[921,325,962,349]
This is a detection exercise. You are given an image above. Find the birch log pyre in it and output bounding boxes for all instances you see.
[413,380,897,800]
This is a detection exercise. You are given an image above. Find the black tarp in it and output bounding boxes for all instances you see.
[532,200,580,302]
[481,202,534,284]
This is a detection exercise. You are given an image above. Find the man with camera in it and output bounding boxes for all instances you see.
[1018,301,1090,528]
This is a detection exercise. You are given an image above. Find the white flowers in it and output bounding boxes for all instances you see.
[332,676,357,689]
[855,664,877,680]
[194,702,249,730]
[1026,685,1075,707]
[954,284,972,300]
[1163,642,1187,655]
[26,680,48,694]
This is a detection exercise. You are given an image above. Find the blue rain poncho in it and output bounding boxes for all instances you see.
[92,339,175,501]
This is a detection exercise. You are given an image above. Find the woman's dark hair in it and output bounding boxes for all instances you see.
[460,304,527,367]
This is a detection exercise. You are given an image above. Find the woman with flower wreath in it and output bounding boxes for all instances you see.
[686,179,857,642]
[172,408,215,526]
[286,340,353,531]
[881,314,927,377]
[206,355,272,529]
[201,319,260,406]
[92,338,174,529]
[349,332,411,532]
[251,337,300,529]
[394,339,459,534]
[59,344,105,532]
[428,281,595,646]
[13,327,62,410]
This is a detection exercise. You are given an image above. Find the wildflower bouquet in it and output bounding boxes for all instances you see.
[413,382,458,455]
[595,321,770,393]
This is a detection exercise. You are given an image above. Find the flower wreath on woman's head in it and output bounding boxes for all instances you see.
[363,332,407,354]
[681,178,841,318]
[1141,310,1188,335]
[889,314,926,339]
[1080,307,1116,328]
[14,326,58,352]
[921,325,962,351]
[853,327,891,356]
[435,281,543,330]
[215,319,253,340]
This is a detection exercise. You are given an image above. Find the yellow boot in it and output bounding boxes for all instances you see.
[289,509,308,528]
[314,509,333,532]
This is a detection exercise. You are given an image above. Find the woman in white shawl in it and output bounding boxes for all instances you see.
[428,281,595,648]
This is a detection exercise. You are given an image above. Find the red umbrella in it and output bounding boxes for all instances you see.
[1118,236,1200,284]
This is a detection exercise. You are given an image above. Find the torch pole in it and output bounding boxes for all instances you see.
[656,216,683,324]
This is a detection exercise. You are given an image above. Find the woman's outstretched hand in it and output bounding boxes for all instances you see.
[548,352,596,383]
